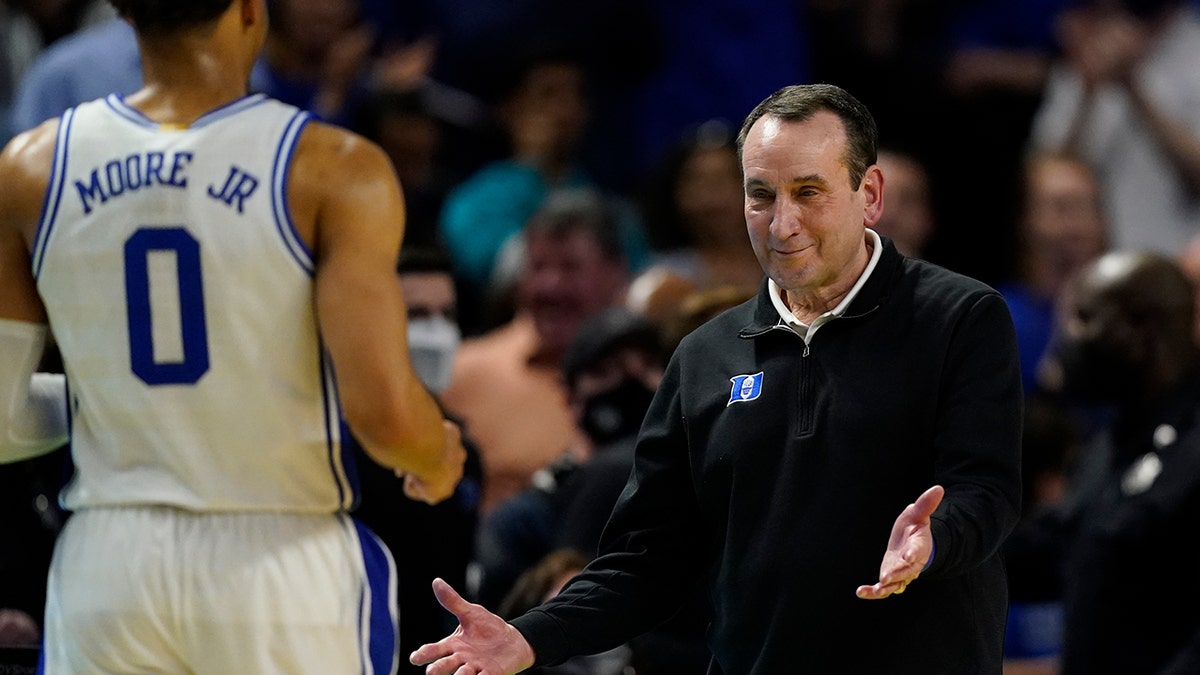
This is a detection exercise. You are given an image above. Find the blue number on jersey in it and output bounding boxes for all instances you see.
[124,227,210,385]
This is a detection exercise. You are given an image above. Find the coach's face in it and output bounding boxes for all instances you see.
[741,111,882,297]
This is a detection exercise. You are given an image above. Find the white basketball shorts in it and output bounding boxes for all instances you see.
[40,506,398,674]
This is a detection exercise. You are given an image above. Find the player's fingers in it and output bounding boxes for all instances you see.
[402,474,423,500]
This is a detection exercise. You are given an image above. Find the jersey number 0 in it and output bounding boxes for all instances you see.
[124,227,210,385]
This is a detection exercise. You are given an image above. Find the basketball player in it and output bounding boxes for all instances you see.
[0,0,465,672]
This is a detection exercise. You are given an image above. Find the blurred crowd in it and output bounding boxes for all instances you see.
[5,0,1200,673]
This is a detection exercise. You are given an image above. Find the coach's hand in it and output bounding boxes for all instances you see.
[856,484,943,600]
[411,578,535,675]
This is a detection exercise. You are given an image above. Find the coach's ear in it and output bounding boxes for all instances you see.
[860,164,884,229]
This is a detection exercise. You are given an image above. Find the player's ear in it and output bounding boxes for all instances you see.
[241,0,264,28]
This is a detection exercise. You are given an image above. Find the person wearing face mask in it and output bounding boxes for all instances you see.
[402,248,464,396]
[556,308,713,675]
[1034,249,1200,675]
[472,306,711,674]
[352,244,484,673]
[471,307,664,611]
[554,308,667,556]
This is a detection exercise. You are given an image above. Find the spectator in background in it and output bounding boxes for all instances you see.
[1037,249,1200,674]
[0,0,116,142]
[9,16,140,136]
[0,448,67,649]
[471,307,665,607]
[257,0,376,126]
[873,146,936,260]
[497,549,633,675]
[553,308,710,675]
[1000,395,1079,674]
[1179,233,1200,342]
[0,335,67,657]
[937,0,1074,283]
[1028,0,1200,256]
[609,0,810,192]
[474,307,710,673]
[437,47,652,333]
[658,283,758,355]
[352,86,461,249]
[353,245,483,673]
[627,120,762,329]
[998,150,1109,394]
[497,549,590,623]
[395,246,466,400]
[469,308,647,591]
[440,189,632,517]
[943,0,1069,101]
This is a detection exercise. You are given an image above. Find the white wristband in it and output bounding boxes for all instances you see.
[0,318,68,463]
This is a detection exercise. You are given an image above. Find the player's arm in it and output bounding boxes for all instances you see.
[291,121,462,501]
[0,121,69,463]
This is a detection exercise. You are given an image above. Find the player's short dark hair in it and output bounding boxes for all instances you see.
[737,83,878,190]
[107,0,235,34]
[397,244,454,276]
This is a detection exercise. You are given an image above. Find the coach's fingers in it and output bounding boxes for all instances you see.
[431,577,475,619]
[855,579,907,600]
[910,484,944,521]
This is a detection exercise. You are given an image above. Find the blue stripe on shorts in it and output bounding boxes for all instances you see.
[354,519,398,675]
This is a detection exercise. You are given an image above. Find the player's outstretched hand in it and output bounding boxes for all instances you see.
[410,578,536,675]
[855,484,943,600]
[402,420,466,505]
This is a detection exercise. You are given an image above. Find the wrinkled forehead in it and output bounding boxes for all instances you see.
[741,115,853,187]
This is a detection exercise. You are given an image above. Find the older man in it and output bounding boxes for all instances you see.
[413,83,1022,675]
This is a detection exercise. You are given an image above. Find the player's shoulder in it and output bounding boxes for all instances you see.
[0,117,60,183]
[0,118,61,225]
[292,119,391,174]
[289,119,397,200]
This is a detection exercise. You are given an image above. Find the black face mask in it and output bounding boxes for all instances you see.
[579,377,656,445]
[1054,336,1142,405]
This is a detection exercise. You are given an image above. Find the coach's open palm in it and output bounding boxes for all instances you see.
[855,484,943,600]
[410,578,536,675]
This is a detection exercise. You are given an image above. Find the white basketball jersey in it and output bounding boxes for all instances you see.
[33,94,359,513]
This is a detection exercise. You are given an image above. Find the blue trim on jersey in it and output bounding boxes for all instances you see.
[341,418,362,511]
[105,93,269,130]
[320,348,354,509]
[351,518,399,675]
[104,94,157,128]
[271,111,315,275]
[57,375,77,512]
[189,93,268,129]
[31,107,75,279]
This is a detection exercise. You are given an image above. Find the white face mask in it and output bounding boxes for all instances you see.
[407,315,461,394]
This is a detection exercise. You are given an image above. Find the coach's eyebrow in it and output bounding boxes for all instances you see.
[791,173,829,187]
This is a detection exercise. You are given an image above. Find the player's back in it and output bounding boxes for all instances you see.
[34,94,358,513]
